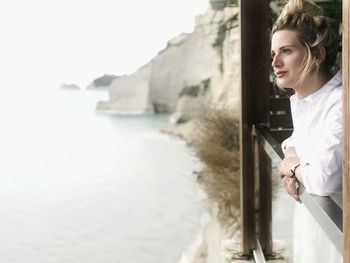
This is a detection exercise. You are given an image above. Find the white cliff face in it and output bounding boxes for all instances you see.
[170,79,212,124]
[149,17,219,113]
[171,7,240,122]
[210,7,240,112]
[96,64,154,114]
[97,6,240,116]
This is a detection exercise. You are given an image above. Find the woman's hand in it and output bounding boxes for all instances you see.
[279,155,300,178]
[279,147,300,178]
[279,146,301,202]
[282,176,301,202]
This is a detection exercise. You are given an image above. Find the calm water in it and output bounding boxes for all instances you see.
[0,89,203,263]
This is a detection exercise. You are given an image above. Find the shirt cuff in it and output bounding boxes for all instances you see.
[299,160,311,192]
[281,136,294,154]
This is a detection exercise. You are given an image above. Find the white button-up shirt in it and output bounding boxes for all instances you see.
[282,71,342,196]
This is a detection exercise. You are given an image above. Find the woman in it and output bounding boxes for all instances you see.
[270,0,342,200]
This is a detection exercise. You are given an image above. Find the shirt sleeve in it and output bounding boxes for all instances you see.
[300,97,343,196]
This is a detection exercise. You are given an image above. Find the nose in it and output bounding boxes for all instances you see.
[271,54,282,68]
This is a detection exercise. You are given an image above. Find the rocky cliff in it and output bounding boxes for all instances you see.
[96,64,154,114]
[96,6,240,118]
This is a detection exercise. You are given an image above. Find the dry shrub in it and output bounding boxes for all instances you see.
[191,108,240,231]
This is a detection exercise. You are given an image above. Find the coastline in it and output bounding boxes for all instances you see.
[178,231,206,263]
[165,119,246,263]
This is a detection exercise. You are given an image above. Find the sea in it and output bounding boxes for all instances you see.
[0,88,204,263]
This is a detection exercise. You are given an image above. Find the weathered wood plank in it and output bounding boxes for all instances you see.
[240,0,270,256]
[343,0,350,262]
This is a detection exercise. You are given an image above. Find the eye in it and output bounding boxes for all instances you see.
[270,52,275,59]
[281,48,291,54]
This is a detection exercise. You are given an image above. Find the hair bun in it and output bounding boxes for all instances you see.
[280,0,323,18]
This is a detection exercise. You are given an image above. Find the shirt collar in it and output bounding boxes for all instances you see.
[290,70,342,104]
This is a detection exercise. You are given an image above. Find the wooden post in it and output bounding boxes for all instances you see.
[240,0,256,255]
[258,137,273,256]
[343,0,350,262]
[239,0,270,256]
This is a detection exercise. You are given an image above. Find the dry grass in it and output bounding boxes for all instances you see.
[191,108,240,232]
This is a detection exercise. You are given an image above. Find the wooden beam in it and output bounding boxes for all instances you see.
[257,136,273,256]
[240,0,256,255]
[343,0,350,262]
[239,0,270,256]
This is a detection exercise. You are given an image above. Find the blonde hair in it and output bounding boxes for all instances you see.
[271,0,338,85]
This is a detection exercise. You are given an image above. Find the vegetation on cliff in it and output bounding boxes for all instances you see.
[191,109,240,233]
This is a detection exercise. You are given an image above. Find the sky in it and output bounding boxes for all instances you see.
[0,0,209,90]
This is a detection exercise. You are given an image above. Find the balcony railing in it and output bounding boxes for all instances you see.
[254,124,343,262]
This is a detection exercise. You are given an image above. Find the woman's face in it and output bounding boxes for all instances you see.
[271,29,308,89]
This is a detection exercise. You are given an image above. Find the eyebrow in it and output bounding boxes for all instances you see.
[271,45,297,54]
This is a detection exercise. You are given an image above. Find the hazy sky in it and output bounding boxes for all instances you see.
[0,0,209,89]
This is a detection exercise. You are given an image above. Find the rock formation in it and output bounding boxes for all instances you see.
[60,83,80,90]
[96,65,154,114]
[87,74,120,89]
[96,6,240,117]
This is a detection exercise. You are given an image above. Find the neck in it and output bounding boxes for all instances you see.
[295,71,330,99]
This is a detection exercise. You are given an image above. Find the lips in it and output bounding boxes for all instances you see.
[275,71,287,78]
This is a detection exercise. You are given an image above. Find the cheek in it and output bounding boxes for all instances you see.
[288,56,305,72]
[294,53,307,68]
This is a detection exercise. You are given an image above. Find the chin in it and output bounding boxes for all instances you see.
[276,79,288,88]
[277,79,294,89]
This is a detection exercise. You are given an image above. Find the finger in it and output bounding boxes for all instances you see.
[286,177,298,196]
[290,180,300,201]
[282,177,289,189]
[282,177,301,202]
[284,178,294,196]
[293,194,301,203]
[293,181,301,202]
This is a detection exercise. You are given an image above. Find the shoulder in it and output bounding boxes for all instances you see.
[326,71,343,104]
[323,86,342,128]
[326,86,342,108]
